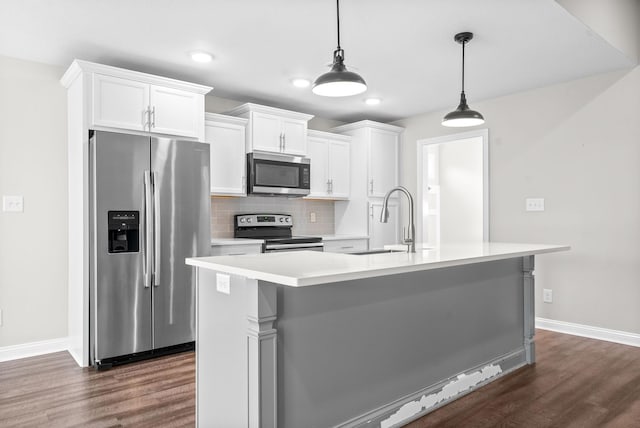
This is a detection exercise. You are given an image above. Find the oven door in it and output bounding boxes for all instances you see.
[247,152,310,196]
[264,243,324,253]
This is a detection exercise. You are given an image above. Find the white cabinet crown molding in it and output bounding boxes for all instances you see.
[60,59,212,94]
[225,102,314,122]
[204,112,248,127]
[307,129,351,142]
[331,120,404,134]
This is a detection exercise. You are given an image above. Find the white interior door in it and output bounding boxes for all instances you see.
[417,129,489,245]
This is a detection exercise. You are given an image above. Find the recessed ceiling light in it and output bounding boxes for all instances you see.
[292,78,311,88]
[365,97,381,106]
[190,51,213,63]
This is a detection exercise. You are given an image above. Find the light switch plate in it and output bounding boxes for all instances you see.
[310,212,317,223]
[525,198,544,212]
[2,195,24,212]
[216,273,231,295]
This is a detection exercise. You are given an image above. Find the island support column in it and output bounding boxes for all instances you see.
[523,255,536,363]
[246,280,278,428]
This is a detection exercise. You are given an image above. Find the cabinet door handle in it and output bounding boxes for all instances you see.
[279,133,284,151]
[340,246,354,249]
[369,179,374,194]
[283,133,286,151]
[143,107,150,130]
[369,206,374,218]
[327,180,331,194]
[151,106,156,128]
[227,252,246,256]
[330,179,333,194]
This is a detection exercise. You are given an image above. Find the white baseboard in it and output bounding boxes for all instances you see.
[0,337,69,362]
[536,317,640,348]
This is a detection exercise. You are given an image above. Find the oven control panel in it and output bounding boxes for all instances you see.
[235,214,292,227]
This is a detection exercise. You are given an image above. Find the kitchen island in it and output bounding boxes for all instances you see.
[187,242,568,428]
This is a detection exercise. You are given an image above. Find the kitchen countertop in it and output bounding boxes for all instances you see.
[211,238,264,246]
[320,234,369,241]
[187,242,569,287]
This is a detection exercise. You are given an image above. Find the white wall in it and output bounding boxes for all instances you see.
[394,66,640,335]
[0,56,68,346]
[558,0,640,63]
[438,138,484,243]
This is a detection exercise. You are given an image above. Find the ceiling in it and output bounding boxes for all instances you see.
[0,0,634,122]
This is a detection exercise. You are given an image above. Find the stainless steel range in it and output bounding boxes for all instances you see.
[234,214,323,253]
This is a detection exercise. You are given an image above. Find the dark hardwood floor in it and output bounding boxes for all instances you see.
[1,330,639,427]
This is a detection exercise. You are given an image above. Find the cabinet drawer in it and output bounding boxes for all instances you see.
[211,244,262,256]
[323,239,368,254]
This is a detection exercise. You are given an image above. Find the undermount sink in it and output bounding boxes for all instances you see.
[351,249,405,255]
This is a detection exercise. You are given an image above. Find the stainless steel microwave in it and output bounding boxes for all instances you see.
[247,152,311,196]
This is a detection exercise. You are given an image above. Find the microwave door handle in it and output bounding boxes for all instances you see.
[143,171,153,288]
[152,171,160,287]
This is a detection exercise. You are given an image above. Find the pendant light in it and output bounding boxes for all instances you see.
[312,0,367,97]
[442,32,485,127]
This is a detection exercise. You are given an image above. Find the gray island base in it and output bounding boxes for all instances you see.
[188,244,569,428]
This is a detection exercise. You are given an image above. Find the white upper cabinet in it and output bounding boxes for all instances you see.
[149,85,202,138]
[93,74,149,132]
[251,112,284,152]
[331,120,404,244]
[205,113,248,196]
[306,130,350,200]
[368,128,399,198]
[328,139,350,198]
[281,118,307,155]
[63,60,212,141]
[226,103,313,156]
[307,136,330,197]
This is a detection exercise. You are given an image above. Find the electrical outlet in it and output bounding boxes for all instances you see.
[2,195,24,212]
[216,273,230,295]
[310,212,317,223]
[526,198,544,212]
[543,288,553,303]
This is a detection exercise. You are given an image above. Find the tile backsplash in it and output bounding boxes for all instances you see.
[211,196,335,238]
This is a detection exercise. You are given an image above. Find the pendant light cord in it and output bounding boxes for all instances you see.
[461,38,466,95]
[336,0,341,49]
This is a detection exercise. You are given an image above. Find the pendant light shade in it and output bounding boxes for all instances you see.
[442,32,484,128]
[313,0,367,97]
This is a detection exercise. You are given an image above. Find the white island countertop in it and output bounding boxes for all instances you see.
[186,242,569,287]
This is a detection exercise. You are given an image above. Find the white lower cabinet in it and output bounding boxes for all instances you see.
[205,113,248,196]
[323,238,368,254]
[369,201,400,251]
[211,243,262,256]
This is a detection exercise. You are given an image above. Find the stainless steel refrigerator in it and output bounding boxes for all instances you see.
[89,130,210,368]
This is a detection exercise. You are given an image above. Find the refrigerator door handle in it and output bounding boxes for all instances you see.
[152,171,161,287]
[143,170,153,288]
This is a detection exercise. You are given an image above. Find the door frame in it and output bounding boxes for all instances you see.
[416,128,489,245]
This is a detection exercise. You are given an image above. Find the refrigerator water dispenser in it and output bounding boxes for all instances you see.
[108,211,139,253]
